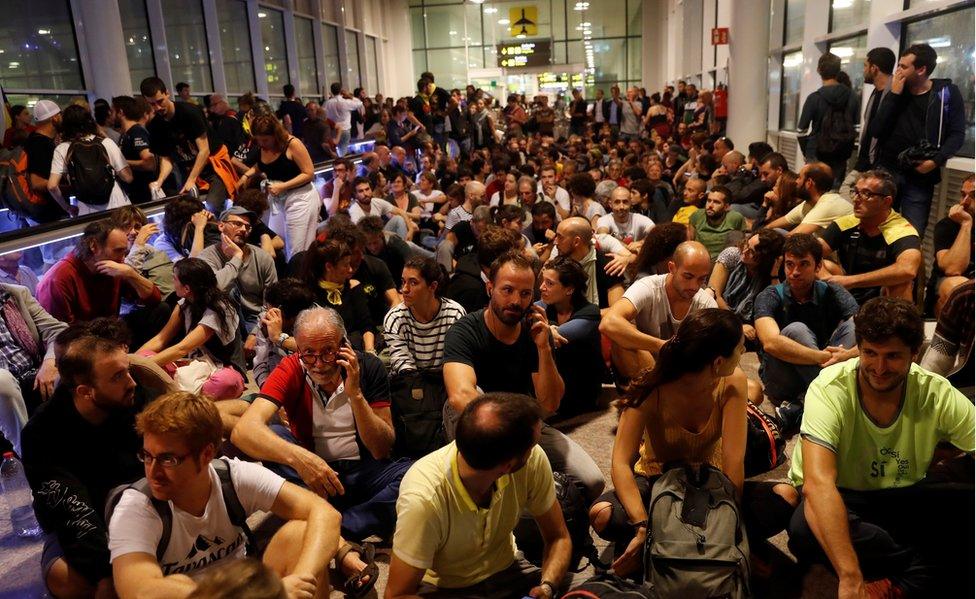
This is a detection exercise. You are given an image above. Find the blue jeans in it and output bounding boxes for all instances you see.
[893,171,935,236]
[731,203,761,220]
[266,424,413,541]
[337,129,352,156]
[761,319,856,405]
[384,214,409,240]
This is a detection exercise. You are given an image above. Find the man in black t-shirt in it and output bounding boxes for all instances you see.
[359,215,413,285]
[140,77,233,214]
[22,100,66,222]
[442,252,605,501]
[819,170,921,304]
[115,96,167,204]
[929,174,974,316]
[276,84,308,139]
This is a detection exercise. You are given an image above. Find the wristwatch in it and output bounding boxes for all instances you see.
[540,580,557,598]
[275,332,290,347]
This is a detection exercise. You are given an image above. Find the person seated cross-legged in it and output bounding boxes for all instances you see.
[109,391,341,599]
[786,297,975,599]
[385,393,571,599]
[231,306,411,595]
[754,233,860,433]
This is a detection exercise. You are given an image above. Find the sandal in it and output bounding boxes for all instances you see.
[335,541,378,598]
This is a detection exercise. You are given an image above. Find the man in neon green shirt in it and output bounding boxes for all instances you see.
[788,297,974,599]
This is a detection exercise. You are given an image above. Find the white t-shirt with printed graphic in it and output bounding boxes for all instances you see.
[108,459,284,576]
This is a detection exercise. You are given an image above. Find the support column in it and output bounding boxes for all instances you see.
[726,0,770,146]
[73,0,132,99]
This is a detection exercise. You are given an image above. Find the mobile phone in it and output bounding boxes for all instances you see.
[339,336,351,380]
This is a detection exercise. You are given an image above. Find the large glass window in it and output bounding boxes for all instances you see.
[322,24,341,89]
[581,0,626,38]
[427,47,468,91]
[345,31,361,91]
[423,5,470,49]
[164,0,213,91]
[827,34,867,99]
[295,17,318,97]
[365,36,379,92]
[260,8,288,90]
[780,50,803,130]
[784,0,804,46]
[903,7,976,157]
[829,0,869,32]
[119,0,155,92]
[590,38,626,84]
[0,0,84,91]
[216,0,254,94]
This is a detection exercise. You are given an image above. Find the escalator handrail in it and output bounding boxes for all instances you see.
[0,154,365,255]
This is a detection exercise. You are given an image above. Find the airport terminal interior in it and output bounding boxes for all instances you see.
[0,0,974,597]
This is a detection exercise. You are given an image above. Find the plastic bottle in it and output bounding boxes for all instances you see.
[0,452,42,538]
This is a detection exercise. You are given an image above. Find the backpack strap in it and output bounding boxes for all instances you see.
[105,479,173,563]
[213,458,260,557]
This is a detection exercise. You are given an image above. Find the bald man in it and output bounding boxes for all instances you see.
[596,186,655,253]
[600,241,717,377]
[445,181,486,231]
[552,217,625,310]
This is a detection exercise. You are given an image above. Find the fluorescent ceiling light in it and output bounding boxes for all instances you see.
[498,18,510,25]
[258,11,267,18]
[37,29,51,35]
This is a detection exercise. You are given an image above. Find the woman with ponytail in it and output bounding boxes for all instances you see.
[137,257,246,399]
[589,308,797,576]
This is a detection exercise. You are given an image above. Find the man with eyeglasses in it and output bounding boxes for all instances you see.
[21,334,167,599]
[764,162,853,236]
[232,307,411,545]
[197,206,278,335]
[819,169,921,304]
[109,391,341,599]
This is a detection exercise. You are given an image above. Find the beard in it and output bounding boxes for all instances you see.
[490,299,527,326]
[797,185,811,202]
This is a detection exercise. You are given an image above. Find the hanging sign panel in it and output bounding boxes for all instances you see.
[497,40,552,68]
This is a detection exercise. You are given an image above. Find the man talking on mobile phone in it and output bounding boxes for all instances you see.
[442,251,605,502]
[232,307,412,559]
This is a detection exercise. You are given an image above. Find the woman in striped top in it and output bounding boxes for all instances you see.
[383,256,466,375]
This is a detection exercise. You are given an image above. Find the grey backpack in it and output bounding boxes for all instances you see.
[643,464,750,599]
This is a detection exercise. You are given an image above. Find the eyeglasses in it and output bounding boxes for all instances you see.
[137,449,189,468]
[224,219,252,230]
[299,348,341,366]
[852,189,888,201]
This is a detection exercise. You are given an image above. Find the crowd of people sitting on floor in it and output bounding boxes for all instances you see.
[0,40,972,599]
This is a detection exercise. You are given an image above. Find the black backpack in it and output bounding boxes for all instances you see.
[105,458,259,562]
[65,138,116,205]
[389,369,448,458]
[514,472,596,572]
[815,94,857,160]
[561,572,654,598]
[744,402,786,477]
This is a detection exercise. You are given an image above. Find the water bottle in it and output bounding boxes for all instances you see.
[0,452,42,538]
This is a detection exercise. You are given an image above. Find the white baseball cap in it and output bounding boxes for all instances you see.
[33,100,61,123]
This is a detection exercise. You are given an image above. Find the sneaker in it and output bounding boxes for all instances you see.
[865,578,903,599]
[775,401,804,434]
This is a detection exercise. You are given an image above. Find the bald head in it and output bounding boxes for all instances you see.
[673,241,711,268]
[465,180,486,202]
[555,217,593,260]
[558,217,593,243]
[668,241,713,300]
[722,150,745,172]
